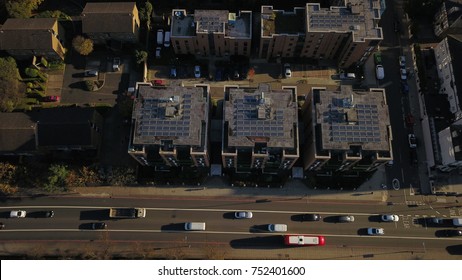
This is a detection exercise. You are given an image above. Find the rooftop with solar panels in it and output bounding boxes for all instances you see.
[224,84,298,148]
[132,85,207,147]
[316,85,391,151]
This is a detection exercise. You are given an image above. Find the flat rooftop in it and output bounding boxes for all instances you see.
[132,85,207,147]
[171,10,196,37]
[261,6,305,37]
[316,85,391,151]
[226,11,252,38]
[224,84,298,149]
[306,0,383,42]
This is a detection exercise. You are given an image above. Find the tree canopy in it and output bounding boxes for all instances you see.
[5,0,44,18]
[0,57,22,112]
[72,36,94,56]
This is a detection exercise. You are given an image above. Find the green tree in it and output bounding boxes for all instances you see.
[35,10,71,20]
[44,164,69,192]
[135,49,148,64]
[0,57,22,112]
[72,36,94,56]
[139,1,153,27]
[5,0,44,18]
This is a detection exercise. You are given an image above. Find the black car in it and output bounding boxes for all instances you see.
[441,230,462,237]
[301,214,321,221]
[91,222,107,230]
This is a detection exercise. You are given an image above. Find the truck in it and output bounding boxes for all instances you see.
[284,235,325,246]
[453,218,462,227]
[109,208,146,218]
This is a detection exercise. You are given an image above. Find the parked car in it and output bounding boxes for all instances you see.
[381,214,399,222]
[400,68,407,80]
[338,215,355,223]
[113,57,121,71]
[375,65,384,80]
[405,114,415,127]
[235,211,253,219]
[194,65,201,78]
[301,213,321,221]
[339,73,356,80]
[170,66,177,78]
[91,222,107,230]
[0,223,4,229]
[43,95,60,102]
[284,63,292,78]
[399,56,406,67]
[367,227,384,235]
[155,47,161,59]
[10,210,26,218]
[374,53,382,65]
[401,82,409,94]
[84,69,98,77]
[408,134,417,148]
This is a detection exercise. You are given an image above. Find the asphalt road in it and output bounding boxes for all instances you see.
[1,196,461,257]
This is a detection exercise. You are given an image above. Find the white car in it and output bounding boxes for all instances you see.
[284,63,292,78]
[399,56,406,68]
[381,214,399,222]
[408,134,417,148]
[375,65,384,80]
[194,65,201,78]
[235,211,253,219]
[10,210,26,218]
[338,215,355,223]
[367,227,384,235]
[113,57,120,71]
[400,68,407,80]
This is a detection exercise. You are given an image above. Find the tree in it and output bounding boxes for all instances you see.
[5,0,44,18]
[0,57,22,112]
[72,36,94,56]
[43,164,69,192]
[35,10,71,20]
[135,49,148,64]
[139,1,153,27]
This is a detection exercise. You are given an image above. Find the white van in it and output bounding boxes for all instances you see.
[157,29,164,45]
[164,31,171,47]
[184,222,206,231]
[268,224,287,232]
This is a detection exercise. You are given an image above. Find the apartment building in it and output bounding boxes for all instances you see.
[0,18,66,60]
[302,85,393,173]
[128,84,210,169]
[437,118,462,172]
[433,0,462,38]
[170,9,252,57]
[222,84,299,174]
[82,2,140,44]
[260,0,383,68]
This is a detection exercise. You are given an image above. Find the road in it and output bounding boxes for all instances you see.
[1,196,461,258]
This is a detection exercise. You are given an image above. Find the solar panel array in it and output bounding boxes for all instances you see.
[310,14,365,29]
[137,94,192,138]
[331,104,381,143]
[233,96,285,137]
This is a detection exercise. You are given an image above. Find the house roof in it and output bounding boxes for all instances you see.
[0,113,37,153]
[34,107,100,148]
[0,18,57,51]
[82,2,138,34]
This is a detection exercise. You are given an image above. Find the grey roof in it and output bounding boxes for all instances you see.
[224,84,298,148]
[316,86,391,151]
[132,85,208,147]
[0,18,57,51]
[0,113,36,153]
[82,2,138,34]
[171,10,196,37]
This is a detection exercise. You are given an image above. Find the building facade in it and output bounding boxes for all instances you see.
[170,9,252,57]
[82,2,140,44]
[302,85,393,173]
[0,18,66,60]
[259,1,383,68]
[128,84,210,169]
[433,0,462,38]
[222,84,299,174]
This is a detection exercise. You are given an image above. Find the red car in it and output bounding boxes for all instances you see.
[43,96,61,102]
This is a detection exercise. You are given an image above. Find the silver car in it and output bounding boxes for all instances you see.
[367,227,384,235]
[338,215,355,223]
[381,214,399,222]
[235,211,253,219]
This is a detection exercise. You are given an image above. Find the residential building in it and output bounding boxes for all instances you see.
[82,2,140,44]
[222,84,299,173]
[437,118,462,172]
[170,9,252,57]
[434,0,462,38]
[433,36,462,120]
[128,84,210,169]
[259,1,383,68]
[0,18,66,60]
[0,108,103,156]
[302,85,393,172]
